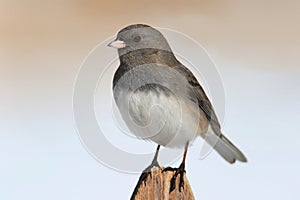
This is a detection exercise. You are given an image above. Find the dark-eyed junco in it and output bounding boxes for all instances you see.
[108,24,247,192]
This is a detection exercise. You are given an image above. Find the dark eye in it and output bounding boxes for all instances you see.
[133,35,141,42]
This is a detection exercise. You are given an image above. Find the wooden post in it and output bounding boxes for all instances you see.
[130,167,195,200]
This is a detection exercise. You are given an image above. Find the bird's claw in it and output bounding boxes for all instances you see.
[140,160,160,184]
[130,161,161,199]
[162,163,186,193]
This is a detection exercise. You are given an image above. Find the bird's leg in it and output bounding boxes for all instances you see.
[131,145,161,199]
[163,142,189,193]
[143,144,161,173]
[133,145,161,187]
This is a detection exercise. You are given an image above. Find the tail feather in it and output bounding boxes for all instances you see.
[203,127,247,163]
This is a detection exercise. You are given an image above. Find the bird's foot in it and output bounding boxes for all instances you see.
[138,160,160,186]
[162,163,186,193]
[130,161,160,200]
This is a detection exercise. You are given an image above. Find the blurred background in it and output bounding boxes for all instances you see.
[1,0,299,199]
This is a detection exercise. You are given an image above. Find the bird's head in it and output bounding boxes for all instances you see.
[108,24,172,57]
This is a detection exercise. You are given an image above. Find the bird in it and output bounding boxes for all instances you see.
[108,24,247,192]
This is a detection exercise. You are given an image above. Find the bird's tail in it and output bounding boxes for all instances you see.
[203,127,247,163]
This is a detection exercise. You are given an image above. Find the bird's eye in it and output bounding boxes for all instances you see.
[133,35,141,42]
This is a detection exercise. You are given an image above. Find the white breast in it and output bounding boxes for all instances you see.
[114,88,204,148]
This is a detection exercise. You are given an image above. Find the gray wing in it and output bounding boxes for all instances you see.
[173,65,221,136]
[173,64,247,163]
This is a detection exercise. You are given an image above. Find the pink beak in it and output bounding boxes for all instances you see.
[108,40,126,49]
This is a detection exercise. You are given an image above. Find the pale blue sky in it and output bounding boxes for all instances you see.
[2,66,299,200]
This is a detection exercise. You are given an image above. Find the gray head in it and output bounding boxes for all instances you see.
[108,24,173,56]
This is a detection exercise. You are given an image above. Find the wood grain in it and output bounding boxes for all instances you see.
[130,167,195,200]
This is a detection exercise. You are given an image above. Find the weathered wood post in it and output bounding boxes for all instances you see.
[130,167,195,200]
